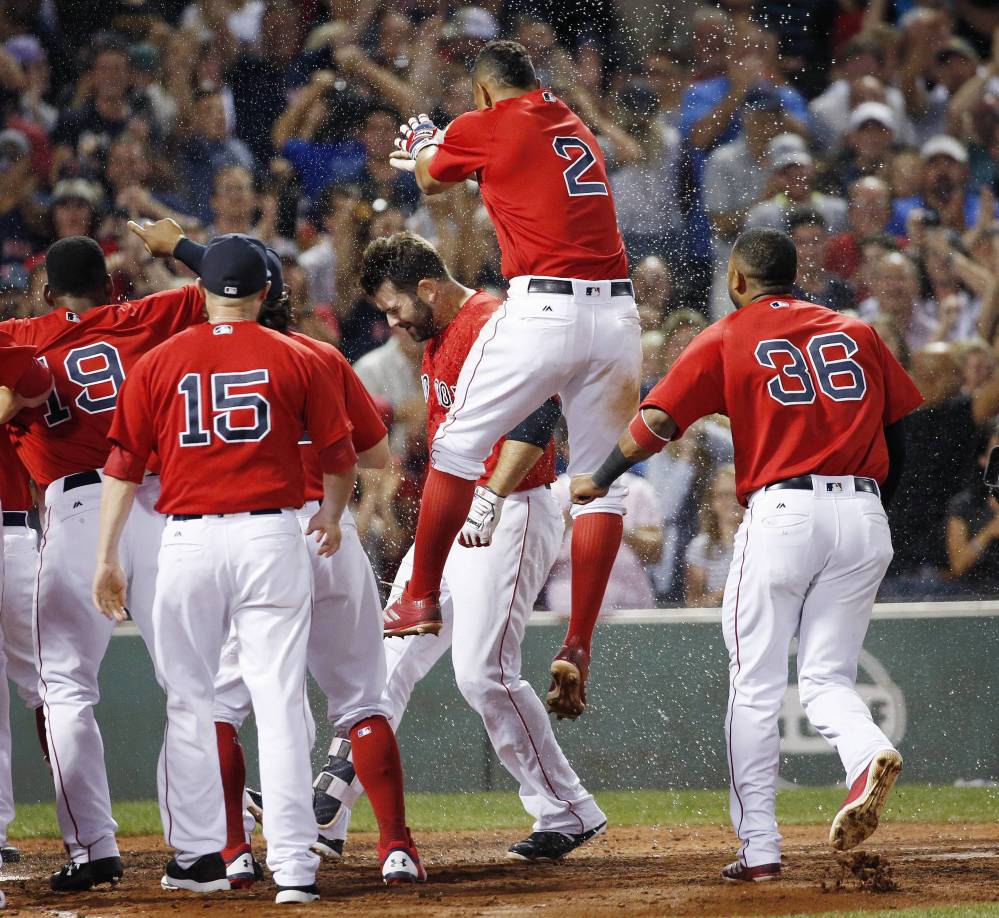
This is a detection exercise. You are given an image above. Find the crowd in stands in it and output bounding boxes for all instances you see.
[2,0,999,606]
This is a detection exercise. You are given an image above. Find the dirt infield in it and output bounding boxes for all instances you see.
[4,822,998,916]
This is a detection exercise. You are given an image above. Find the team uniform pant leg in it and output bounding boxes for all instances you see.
[152,520,229,864]
[2,528,41,708]
[212,625,252,728]
[34,492,119,862]
[120,477,166,664]
[231,513,318,888]
[796,494,896,786]
[722,491,815,867]
[0,639,11,845]
[448,492,605,834]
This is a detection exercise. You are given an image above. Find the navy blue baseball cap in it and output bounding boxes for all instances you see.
[177,234,282,303]
[200,234,268,298]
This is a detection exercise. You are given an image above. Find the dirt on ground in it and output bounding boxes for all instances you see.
[3,821,998,917]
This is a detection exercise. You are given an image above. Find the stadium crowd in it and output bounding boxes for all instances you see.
[2,0,999,606]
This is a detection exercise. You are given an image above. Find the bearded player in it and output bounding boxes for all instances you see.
[573,228,922,879]
[313,232,606,861]
[386,40,641,720]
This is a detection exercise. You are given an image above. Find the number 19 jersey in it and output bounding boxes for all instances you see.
[0,286,205,488]
[642,296,924,505]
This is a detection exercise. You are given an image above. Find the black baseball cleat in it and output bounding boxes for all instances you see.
[50,855,124,891]
[1,844,20,864]
[161,853,230,893]
[276,883,320,904]
[506,821,607,862]
[311,833,344,860]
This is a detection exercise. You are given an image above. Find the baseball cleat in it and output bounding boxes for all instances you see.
[246,787,264,825]
[546,641,590,720]
[1,844,21,864]
[380,831,427,885]
[224,845,263,889]
[507,821,606,862]
[721,860,782,882]
[50,855,124,892]
[161,853,230,893]
[383,589,443,638]
[829,749,903,851]
[313,738,355,831]
[275,883,320,904]
[312,833,344,860]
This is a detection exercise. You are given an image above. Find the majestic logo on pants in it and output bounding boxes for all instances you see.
[779,648,906,755]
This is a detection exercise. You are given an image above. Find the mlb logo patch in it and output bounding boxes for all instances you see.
[770,300,789,309]
[66,311,81,323]
[826,482,843,492]
[213,324,233,335]
[356,726,373,737]
[586,286,600,296]
[224,285,238,295]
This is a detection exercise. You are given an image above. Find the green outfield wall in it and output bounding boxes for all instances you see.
[11,603,998,803]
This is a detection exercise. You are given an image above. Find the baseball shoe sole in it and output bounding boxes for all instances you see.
[721,860,781,882]
[546,661,586,720]
[161,854,230,893]
[829,749,903,851]
[311,835,344,860]
[276,883,320,904]
[50,856,124,892]
[507,821,607,862]
[383,589,443,638]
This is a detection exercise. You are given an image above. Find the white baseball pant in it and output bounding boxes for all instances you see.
[431,278,641,519]
[723,476,895,867]
[152,509,318,887]
[214,505,390,733]
[335,487,605,839]
[0,516,41,845]
[35,472,163,863]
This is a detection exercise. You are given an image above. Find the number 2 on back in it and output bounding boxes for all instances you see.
[755,333,867,405]
[552,136,608,197]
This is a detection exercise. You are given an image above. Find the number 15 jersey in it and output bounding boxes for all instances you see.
[641,296,924,505]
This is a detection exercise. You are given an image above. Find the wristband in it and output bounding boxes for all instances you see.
[592,445,636,490]
[628,410,671,454]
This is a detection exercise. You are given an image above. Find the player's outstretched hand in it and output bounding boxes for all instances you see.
[127,217,185,258]
[570,474,610,506]
[306,504,343,557]
[392,113,442,167]
[93,561,129,622]
[458,485,504,547]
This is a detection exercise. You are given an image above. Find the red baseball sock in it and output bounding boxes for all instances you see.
[350,716,408,852]
[405,468,476,599]
[34,706,50,766]
[215,721,249,855]
[565,512,624,654]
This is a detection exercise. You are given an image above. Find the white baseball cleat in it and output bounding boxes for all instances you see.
[275,883,320,904]
[829,749,903,851]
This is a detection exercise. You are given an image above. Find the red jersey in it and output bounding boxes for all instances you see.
[0,286,205,488]
[290,332,388,502]
[0,427,32,512]
[107,322,354,515]
[428,89,628,281]
[423,291,556,490]
[642,296,923,505]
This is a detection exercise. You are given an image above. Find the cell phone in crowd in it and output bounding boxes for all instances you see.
[983,446,999,492]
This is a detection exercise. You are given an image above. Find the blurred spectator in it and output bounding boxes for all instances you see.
[787,209,856,312]
[632,255,673,330]
[826,177,897,282]
[353,327,424,456]
[48,178,103,244]
[824,102,898,195]
[6,35,57,133]
[946,423,999,589]
[685,464,739,607]
[546,471,663,613]
[0,129,45,265]
[860,251,939,351]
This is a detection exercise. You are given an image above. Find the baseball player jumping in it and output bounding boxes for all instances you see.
[385,40,641,720]
[573,228,923,879]
[0,238,206,891]
[316,232,606,861]
[93,235,357,904]
[127,218,425,886]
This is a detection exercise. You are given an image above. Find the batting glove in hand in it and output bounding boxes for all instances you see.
[458,486,504,547]
[392,114,443,170]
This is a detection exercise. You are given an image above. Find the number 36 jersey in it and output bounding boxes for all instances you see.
[0,286,205,488]
[642,296,924,506]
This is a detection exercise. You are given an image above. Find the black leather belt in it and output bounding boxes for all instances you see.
[170,508,283,521]
[764,475,879,496]
[527,278,634,297]
[2,511,29,527]
[64,470,102,492]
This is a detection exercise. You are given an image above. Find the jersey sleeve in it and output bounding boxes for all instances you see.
[0,343,41,390]
[106,360,156,474]
[426,110,492,183]
[876,334,924,424]
[118,284,206,338]
[641,325,726,437]
[335,352,388,453]
[302,352,354,454]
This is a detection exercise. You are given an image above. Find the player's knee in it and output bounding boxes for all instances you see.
[454,668,502,711]
[428,441,486,480]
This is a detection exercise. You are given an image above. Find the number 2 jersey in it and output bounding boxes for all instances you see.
[642,296,924,505]
[0,286,205,489]
[423,290,555,490]
[107,322,355,516]
[428,88,628,281]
